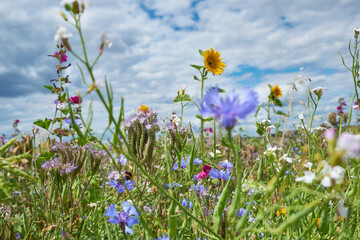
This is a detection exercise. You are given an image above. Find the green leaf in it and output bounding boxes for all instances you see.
[43,85,54,91]
[212,170,235,233]
[221,136,230,147]
[273,98,282,107]
[173,94,192,103]
[275,110,288,116]
[254,103,265,118]
[190,64,203,71]
[33,118,52,130]
[195,114,213,122]
[199,49,204,56]
[193,75,200,81]
[0,133,23,154]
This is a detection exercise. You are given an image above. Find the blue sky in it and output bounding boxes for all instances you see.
[1,0,360,139]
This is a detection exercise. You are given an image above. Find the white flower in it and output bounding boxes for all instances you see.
[337,201,348,218]
[95,79,104,89]
[261,119,271,124]
[173,116,181,126]
[320,161,346,187]
[354,28,360,35]
[299,113,304,120]
[55,102,67,110]
[312,86,327,92]
[209,150,221,157]
[54,25,73,43]
[101,33,112,48]
[282,154,293,163]
[321,176,332,188]
[336,133,360,159]
[303,161,313,168]
[295,171,316,184]
[88,202,97,208]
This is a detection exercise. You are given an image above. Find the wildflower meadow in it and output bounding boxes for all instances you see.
[2,1,360,239]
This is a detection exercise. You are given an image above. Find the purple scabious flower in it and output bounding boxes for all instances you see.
[105,202,139,235]
[200,87,258,129]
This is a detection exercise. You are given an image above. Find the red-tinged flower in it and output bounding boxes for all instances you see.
[196,171,209,179]
[209,127,213,133]
[203,128,208,132]
[70,96,82,104]
[53,51,68,63]
[203,164,212,173]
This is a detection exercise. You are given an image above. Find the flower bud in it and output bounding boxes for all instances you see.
[60,11,68,21]
[61,38,72,51]
[72,1,80,14]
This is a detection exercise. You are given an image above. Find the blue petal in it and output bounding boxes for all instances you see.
[105,204,117,217]
[125,225,134,235]
[127,216,139,227]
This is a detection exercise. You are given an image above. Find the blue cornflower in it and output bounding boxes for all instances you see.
[237,208,247,217]
[219,160,233,169]
[172,162,179,170]
[200,87,258,129]
[181,198,193,209]
[116,154,128,165]
[165,182,182,189]
[108,179,134,194]
[193,158,203,165]
[191,184,206,195]
[180,158,187,168]
[105,202,139,235]
[209,168,231,181]
[15,232,21,239]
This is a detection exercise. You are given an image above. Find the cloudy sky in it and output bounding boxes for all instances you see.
[1,0,360,138]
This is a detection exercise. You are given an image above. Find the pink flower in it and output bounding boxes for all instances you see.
[15,119,20,123]
[337,105,343,114]
[203,128,208,132]
[196,171,209,179]
[53,51,68,63]
[324,128,335,140]
[209,127,213,133]
[70,96,81,104]
[203,164,212,173]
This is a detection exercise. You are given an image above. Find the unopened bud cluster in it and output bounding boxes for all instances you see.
[125,106,160,165]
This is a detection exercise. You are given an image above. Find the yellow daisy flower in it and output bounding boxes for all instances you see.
[203,48,226,76]
[138,105,150,113]
[271,85,282,98]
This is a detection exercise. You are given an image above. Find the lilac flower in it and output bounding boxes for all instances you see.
[116,154,128,165]
[105,202,139,234]
[200,87,258,129]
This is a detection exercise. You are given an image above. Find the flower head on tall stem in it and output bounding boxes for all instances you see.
[203,48,226,76]
[271,85,282,98]
[200,87,258,129]
[105,202,139,235]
